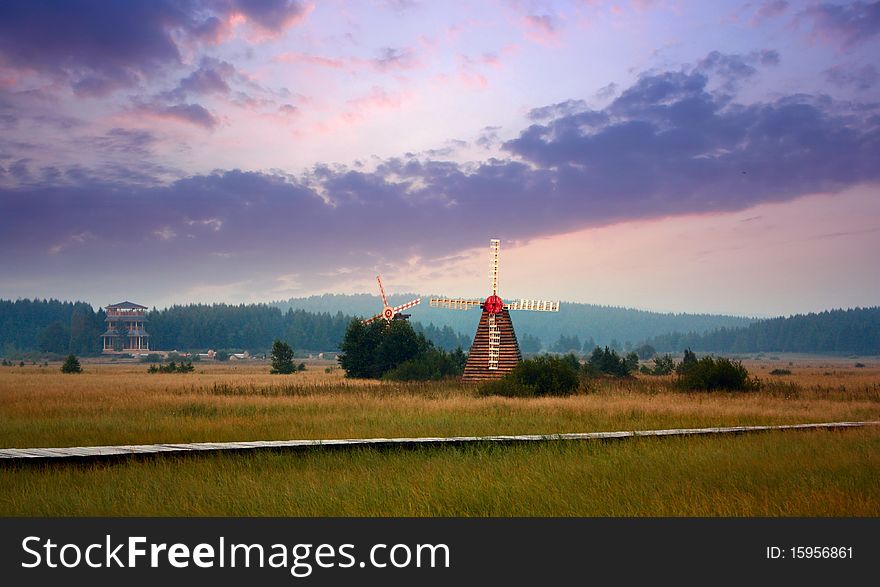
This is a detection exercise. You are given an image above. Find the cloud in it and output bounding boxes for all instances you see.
[0,0,310,96]
[697,49,780,91]
[824,62,880,90]
[522,14,561,45]
[372,47,421,71]
[138,102,218,129]
[1,57,878,291]
[751,0,789,25]
[799,1,880,49]
[81,128,158,155]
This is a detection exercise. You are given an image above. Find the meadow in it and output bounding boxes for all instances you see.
[1,356,878,516]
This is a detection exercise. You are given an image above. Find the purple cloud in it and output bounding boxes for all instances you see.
[800,1,880,49]
[1,57,878,290]
[824,63,880,90]
[0,0,310,96]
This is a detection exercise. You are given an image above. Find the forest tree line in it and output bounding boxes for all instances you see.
[642,307,880,355]
[0,299,470,357]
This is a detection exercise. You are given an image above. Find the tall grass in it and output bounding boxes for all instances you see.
[1,429,876,516]
[1,362,878,449]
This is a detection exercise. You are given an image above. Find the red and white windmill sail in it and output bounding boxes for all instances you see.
[363,275,421,324]
[430,239,559,370]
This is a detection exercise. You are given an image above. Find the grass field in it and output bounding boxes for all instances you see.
[1,356,879,516]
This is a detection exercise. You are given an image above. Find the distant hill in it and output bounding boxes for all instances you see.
[272,294,757,351]
[643,307,880,355]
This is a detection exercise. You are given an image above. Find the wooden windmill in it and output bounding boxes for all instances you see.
[430,239,559,381]
[363,275,421,324]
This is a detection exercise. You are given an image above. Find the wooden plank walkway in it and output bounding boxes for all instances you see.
[1,421,876,463]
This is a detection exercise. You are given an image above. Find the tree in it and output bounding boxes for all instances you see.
[676,348,698,375]
[38,321,69,354]
[586,346,633,377]
[270,340,295,374]
[338,318,432,379]
[61,354,82,373]
[519,332,542,354]
[635,343,656,360]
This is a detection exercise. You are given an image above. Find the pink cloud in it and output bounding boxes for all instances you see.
[522,14,562,46]
[275,52,347,69]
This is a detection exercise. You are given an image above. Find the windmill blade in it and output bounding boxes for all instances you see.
[487,313,500,370]
[393,298,421,313]
[430,298,482,310]
[505,299,560,312]
[376,275,388,307]
[362,312,385,325]
[489,239,500,296]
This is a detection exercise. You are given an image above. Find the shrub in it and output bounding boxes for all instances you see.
[214,350,230,362]
[649,354,675,375]
[769,368,792,375]
[60,354,82,374]
[141,353,163,363]
[477,378,537,398]
[479,355,580,397]
[676,356,758,392]
[383,347,466,381]
[338,319,434,379]
[586,346,633,377]
[148,361,194,373]
[854,362,866,368]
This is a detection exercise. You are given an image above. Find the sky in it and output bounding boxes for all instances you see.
[0,0,878,316]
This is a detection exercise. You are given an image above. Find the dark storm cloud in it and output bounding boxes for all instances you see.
[799,1,880,49]
[0,0,309,96]
[1,56,879,280]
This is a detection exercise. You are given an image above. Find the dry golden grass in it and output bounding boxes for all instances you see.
[1,357,878,448]
[1,356,878,516]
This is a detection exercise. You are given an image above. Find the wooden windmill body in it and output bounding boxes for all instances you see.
[431,239,560,382]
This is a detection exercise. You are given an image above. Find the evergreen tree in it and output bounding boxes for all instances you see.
[270,340,295,374]
[38,321,69,354]
[61,354,82,373]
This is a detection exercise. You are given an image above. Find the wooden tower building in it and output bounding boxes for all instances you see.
[430,239,559,382]
[102,301,150,354]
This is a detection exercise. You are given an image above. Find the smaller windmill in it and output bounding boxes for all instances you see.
[430,239,559,381]
[363,275,421,324]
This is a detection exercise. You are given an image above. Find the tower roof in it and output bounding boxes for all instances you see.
[106,301,148,310]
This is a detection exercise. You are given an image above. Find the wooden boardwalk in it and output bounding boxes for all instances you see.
[1,421,876,463]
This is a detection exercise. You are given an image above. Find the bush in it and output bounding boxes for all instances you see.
[769,368,792,375]
[479,355,580,397]
[148,361,194,373]
[214,350,230,362]
[60,354,82,373]
[648,354,675,375]
[383,347,466,381]
[586,346,633,377]
[854,362,866,368]
[141,353,163,363]
[676,356,758,391]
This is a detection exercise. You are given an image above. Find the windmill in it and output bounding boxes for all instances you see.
[430,239,559,381]
[363,275,421,324]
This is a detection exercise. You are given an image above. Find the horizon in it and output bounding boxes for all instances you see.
[6,292,880,322]
[1,1,878,316]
